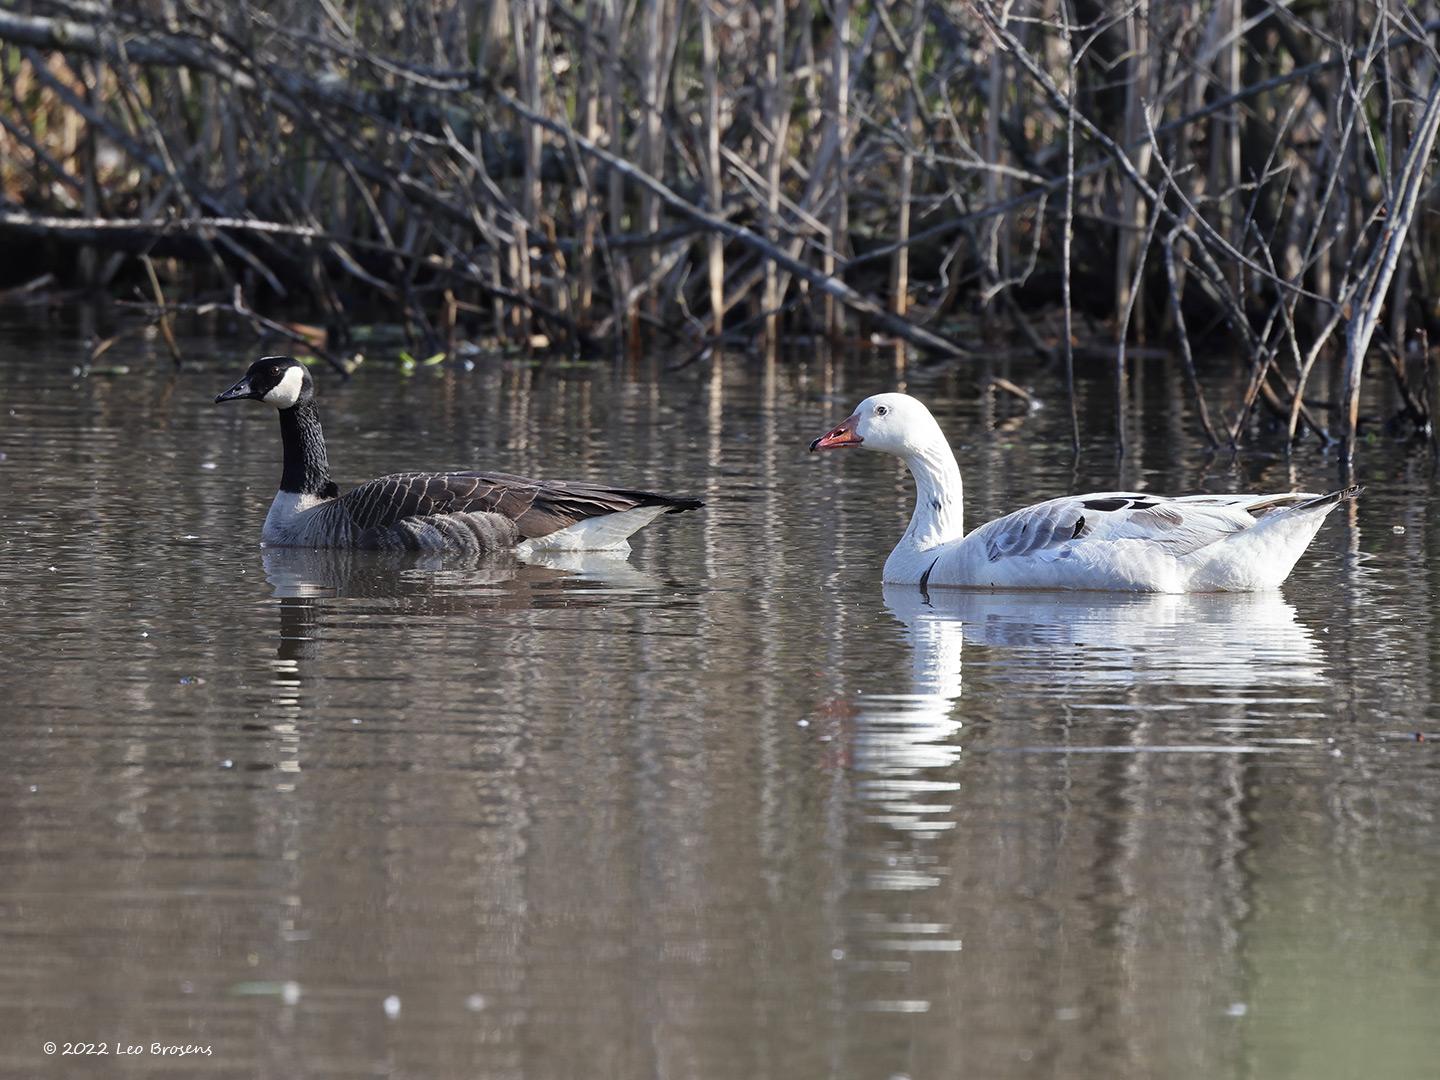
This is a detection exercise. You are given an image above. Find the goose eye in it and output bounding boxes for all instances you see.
[875,405,889,417]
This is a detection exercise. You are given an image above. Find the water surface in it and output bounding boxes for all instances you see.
[2,316,1438,1079]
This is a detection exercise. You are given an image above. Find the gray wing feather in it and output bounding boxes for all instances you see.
[981,498,1087,561]
[978,494,1253,563]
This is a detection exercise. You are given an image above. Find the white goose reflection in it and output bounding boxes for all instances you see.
[842,587,969,991]
[851,589,965,844]
[908,584,1325,691]
[856,584,1324,836]
[843,584,1326,1018]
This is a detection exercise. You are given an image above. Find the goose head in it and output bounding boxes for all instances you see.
[809,393,945,458]
[215,356,313,410]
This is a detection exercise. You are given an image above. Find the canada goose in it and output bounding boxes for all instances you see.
[216,356,702,553]
[810,392,1358,592]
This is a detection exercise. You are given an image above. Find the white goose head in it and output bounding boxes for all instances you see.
[811,392,966,562]
[809,392,948,459]
[215,356,314,411]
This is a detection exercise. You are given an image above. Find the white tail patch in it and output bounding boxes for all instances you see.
[515,506,670,555]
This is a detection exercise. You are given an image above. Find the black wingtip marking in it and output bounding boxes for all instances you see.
[1293,485,1363,512]
[1071,514,1086,539]
[1081,496,1157,512]
[663,496,705,514]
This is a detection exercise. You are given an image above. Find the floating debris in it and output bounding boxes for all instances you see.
[862,1000,930,1013]
[383,995,402,1019]
[231,981,297,998]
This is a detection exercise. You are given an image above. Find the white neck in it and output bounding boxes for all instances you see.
[885,437,965,579]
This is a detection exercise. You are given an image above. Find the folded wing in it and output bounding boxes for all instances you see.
[338,470,702,540]
[975,491,1279,563]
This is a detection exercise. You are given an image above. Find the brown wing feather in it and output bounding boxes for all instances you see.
[338,471,701,539]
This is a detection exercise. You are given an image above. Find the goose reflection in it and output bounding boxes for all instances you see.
[853,583,1323,839]
[263,546,661,601]
[259,549,665,752]
[912,585,1325,688]
[840,584,1326,1023]
[265,546,666,676]
[266,548,523,668]
[839,586,968,1016]
[851,588,965,845]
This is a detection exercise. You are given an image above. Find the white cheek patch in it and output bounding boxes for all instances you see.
[262,365,305,409]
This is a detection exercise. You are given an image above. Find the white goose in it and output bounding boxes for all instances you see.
[811,393,1358,593]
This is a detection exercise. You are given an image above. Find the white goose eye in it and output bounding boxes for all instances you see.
[874,405,889,417]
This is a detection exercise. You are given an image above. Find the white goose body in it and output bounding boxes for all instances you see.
[812,393,1357,594]
[218,356,702,555]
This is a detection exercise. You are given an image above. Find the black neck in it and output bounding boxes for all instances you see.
[277,400,336,497]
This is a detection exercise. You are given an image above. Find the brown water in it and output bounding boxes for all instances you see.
[2,315,1438,1079]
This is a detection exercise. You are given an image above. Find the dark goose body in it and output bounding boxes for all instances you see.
[217,356,702,555]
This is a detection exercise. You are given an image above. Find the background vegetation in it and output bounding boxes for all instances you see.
[2,0,1439,456]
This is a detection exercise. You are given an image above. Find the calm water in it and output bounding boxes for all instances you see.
[2,315,1438,1079]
